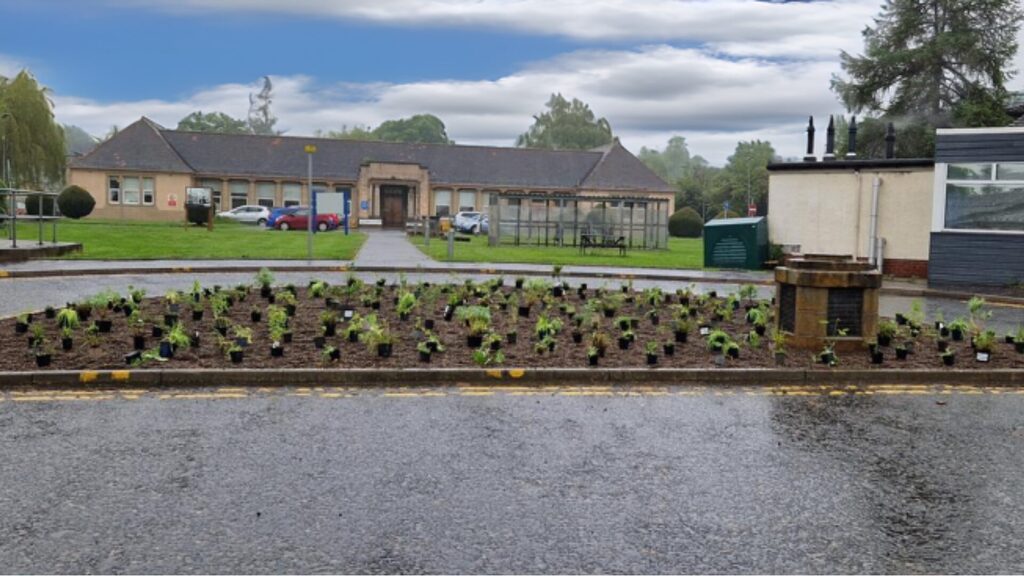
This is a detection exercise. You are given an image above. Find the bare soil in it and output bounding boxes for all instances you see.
[2,280,1021,372]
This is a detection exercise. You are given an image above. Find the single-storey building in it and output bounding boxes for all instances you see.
[67,117,674,243]
[767,120,1024,286]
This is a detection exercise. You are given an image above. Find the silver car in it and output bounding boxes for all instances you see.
[217,205,271,226]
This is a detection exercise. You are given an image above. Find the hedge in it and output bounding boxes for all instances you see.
[24,193,56,216]
[57,185,96,219]
[668,207,704,237]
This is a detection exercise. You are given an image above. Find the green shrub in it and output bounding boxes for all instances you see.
[712,209,740,220]
[24,193,56,216]
[668,207,704,237]
[57,185,96,219]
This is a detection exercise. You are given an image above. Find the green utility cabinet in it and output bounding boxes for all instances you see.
[703,216,767,270]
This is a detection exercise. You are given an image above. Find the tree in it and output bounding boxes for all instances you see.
[668,207,704,238]
[177,111,250,134]
[247,76,278,135]
[516,93,613,150]
[719,140,778,213]
[0,70,65,189]
[372,114,452,144]
[62,124,97,156]
[831,0,1023,128]
[319,125,376,140]
[638,136,692,184]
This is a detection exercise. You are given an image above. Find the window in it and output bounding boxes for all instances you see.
[256,182,276,208]
[282,182,302,207]
[483,190,499,207]
[199,179,223,211]
[142,177,155,205]
[229,180,249,210]
[123,176,140,205]
[945,163,1024,232]
[458,190,476,212]
[434,189,452,217]
[108,176,120,204]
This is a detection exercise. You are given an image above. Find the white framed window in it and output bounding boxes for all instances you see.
[142,177,155,205]
[123,176,140,205]
[433,189,452,217]
[256,182,276,208]
[458,190,476,212]
[483,189,499,207]
[108,176,121,204]
[229,180,249,209]
[282,182,302,207]
[943,162,1024,232]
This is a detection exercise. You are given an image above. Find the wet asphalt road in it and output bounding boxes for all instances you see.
[2,386,1024,574]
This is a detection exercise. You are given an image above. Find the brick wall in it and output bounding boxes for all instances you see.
[882,258,928,279]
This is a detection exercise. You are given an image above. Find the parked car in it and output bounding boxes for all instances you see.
[454,211,489,234]
[274,208,339,231]
[266,206,302,228]
[217,205,271,225]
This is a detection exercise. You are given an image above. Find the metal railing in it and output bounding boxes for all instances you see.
[0,188,61,248]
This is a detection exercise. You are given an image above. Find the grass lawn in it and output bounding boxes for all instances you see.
[13,218,366,260]
[411,234,703,269]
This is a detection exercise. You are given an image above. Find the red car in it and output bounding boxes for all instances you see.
[274,209,339,231]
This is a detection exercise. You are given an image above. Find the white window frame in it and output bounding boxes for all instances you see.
[108,176,121,205]
[282,182,302,207]
[458,190,476,213]
[434,189,452,217]
[122,176,141,206]
[934,161,1024,234]
[142,177,155,206]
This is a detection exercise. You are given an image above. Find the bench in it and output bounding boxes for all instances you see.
[580,234,627,256]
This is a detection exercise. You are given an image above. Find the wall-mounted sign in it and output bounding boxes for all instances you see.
[360,200,369,211]
[167,193,179,207]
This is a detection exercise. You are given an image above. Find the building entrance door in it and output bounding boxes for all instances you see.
[380,186,408,228]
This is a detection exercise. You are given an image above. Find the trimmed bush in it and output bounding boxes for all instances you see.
[668,207,704,238]
[712,209,740,220]
[24,193,56,216]
[57,185,96,219]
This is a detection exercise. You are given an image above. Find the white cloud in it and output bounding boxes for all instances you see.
[0,54,24,78]
[52,43,846,164]
[143,0,877,55]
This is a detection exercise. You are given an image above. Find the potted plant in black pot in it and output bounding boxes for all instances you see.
[34,340,53,368]
[226,342,245,363]
[60,326,74,351]
[458,306,492,348]
[1015,326,1024,354]
[877,320,897,347]
[644,341,659,365]
[940,348,955,366]
[948,318,968,342]
[771,329,787,366]
[417,341,433,363]
[255,268,275,298]
[895,344,909,360]
[360,315,396,358]
[587,345,600,366]
[974,330,995,363]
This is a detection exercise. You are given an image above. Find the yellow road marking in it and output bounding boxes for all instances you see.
[157,392,248,400]
[0,270,9,278]
[110,370,130,382]
[78,371,98,384]
[460,391,494,396]
[507,369,525,379]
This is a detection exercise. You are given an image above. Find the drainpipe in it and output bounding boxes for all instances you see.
[868,175,881,268]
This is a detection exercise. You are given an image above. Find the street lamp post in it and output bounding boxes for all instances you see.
[305,144,317,261]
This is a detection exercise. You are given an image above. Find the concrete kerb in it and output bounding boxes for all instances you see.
[2,368,1023,391]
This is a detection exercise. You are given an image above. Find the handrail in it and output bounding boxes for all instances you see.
[0,187,62,247]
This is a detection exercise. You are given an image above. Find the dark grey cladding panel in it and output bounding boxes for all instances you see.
[928,231,1024,286]
[935,132,1024,163]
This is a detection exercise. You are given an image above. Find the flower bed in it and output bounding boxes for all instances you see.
[2,272,1022,372]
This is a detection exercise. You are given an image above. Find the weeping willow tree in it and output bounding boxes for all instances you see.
[0,70,66,189]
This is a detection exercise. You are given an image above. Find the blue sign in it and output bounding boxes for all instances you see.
[360,200,369,211]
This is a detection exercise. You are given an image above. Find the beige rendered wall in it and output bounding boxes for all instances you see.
[767,167,933,261]
[68,169,195,222]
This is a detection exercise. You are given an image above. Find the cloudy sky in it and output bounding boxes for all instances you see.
[2,0,1022,164]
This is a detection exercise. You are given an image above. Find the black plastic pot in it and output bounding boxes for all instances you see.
[774,352,786,366]
[754,325,766,336]
[133,335,146,350]
[284,332,294,344]
[1006,335,1016,344]
[938,340,949,352]
[377,343,393,358]
[370,302,380,311]
[942,353,955,366]
[62,337,73,351]
[896,348,908,360]
[424,319,435,330]
[618,337,631,350]
[35,353,52,367]
[192,310,204,321]
[1016,341,1024,354]
[940,327,950,338]
[518,306,530,318]
[674,331,688,343]
[151,326,164,338]
[727,347,739,359]
[159,341,174,359]
[650,315,659,326]
[124,351,141,365]
[314,336,326,349]
[229,349,244,363]
[663,343,675,356]
[14,322,27,334]
[506,332,517,345]
[163,314,178,327]
[951,328,964,341]
[877,334,892,347]
[426,340,439,353]
[324,323,337,337]
[572,332,583,344]
[251,311,262,323]
[234,337,248,348]
[419,350,432,363]
[329,348,341,361]
[588,354,599,366]
[819,351,835,365]
[646,353,658,365]
[871,350,884,364]
[467,334,483,348]
[895,313,907,325]
[44,307,56,319]
[270,345,284,357]
[97,319,113,333]
[285,304,297,316]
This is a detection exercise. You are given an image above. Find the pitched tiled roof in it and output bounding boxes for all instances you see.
[71,118,674,193]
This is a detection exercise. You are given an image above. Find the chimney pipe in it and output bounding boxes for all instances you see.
[803,116,816,162]
[823,115,836,161]
[884,122,896,159]
[845,116,858,159]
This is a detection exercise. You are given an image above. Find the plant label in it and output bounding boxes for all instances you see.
[699,327,710,336]
[343,310,354,320]
[976,352,990,362]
